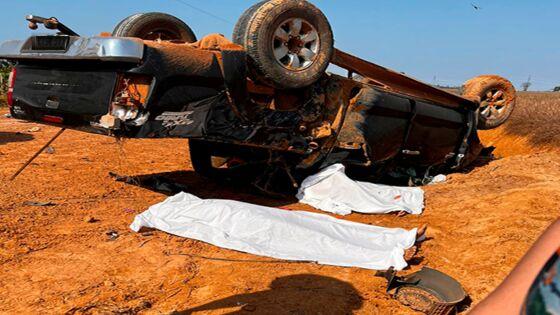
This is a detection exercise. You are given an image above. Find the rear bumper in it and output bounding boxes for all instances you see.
[0,36,144,63]
[9,105,113,137]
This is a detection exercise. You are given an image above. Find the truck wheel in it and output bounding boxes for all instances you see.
[462,75,516,130]
[232,1,266,45]
[233,0,334,89]
[112,12,197,42]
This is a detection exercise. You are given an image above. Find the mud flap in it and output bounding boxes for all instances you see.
[135,48,252,139]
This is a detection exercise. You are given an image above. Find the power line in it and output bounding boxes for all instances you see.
[170,0,233,25]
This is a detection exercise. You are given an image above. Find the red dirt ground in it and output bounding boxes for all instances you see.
[0,92,559,314]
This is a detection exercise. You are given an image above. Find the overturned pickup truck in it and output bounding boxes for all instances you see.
[1,0,516,193]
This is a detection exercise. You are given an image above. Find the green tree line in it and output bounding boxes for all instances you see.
[0,60,10,107]
[0,59,11,95]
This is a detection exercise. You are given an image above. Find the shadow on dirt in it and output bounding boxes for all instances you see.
[0,132,34,145]
[109,170,298,208]
[173,274,363,314]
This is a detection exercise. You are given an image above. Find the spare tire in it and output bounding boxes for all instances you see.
[112,12,197,42]
[462,75,516,130]
[233,0,334,89]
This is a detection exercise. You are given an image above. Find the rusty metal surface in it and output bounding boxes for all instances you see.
[331,49,477,110]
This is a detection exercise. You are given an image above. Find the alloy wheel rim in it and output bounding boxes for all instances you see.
[272,18,320,71]
[480,88,507,119]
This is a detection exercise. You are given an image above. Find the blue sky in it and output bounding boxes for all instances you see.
[1,0,559,90]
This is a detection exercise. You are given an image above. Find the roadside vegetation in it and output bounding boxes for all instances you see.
[0,59,10,107]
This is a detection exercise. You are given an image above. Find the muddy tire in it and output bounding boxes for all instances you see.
[462,75,516,130]
[232,1,267,45]
[112,12,197,42]
[233,0,334,89]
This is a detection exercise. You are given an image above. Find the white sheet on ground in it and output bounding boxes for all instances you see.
[296,164,424,216]
[130,192,417,270]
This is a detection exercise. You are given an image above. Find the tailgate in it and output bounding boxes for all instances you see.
[13,66,117,116]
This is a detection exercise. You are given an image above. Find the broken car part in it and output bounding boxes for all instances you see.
[378,267,467,315]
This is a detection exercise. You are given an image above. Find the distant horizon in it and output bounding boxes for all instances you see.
[0,0,558,91]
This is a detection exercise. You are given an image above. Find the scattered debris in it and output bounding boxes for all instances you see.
[83,216,96,223]
[241,304,256,312]
[44,146,55,154]
[138,239,151,248]
[105,229,119,241]
[109,172,188,194]
[377,267,467,314]
[3,113,11,118]
[296,164,424,216]
[27,126,41,132]
[131,192,418,270]
[139,301,152,310]
[23,201,56,207]
[428,174,447,185]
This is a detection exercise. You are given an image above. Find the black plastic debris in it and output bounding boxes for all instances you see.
[23,201,56,207]
[109,172,188,194]
[106,229,119,241]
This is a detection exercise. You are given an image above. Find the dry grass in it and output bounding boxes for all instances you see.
[511,92,560,122]
[505,92,560,147]
[479,92,560,157]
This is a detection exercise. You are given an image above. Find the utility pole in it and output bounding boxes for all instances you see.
[521,75,532,92]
